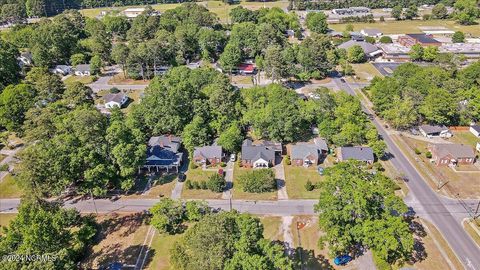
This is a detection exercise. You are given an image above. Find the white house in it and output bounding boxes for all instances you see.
[476,142,480,152]
[52,65,72,76]
[123,8,146,18]
[104,93,128,109]
[419,125,452,139]
[74,64,91,76]
[18,52,33,67]
[470,125,480,137]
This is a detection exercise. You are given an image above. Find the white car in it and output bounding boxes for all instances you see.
[229,154,236,162]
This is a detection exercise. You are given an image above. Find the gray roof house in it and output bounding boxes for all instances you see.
[53,65,72,75]
[144,135,183,172]
[75,64,91,76]
[338,146,374,164]
[291,144,319,166]
[419,125,452,138]
[241,139,276,168]
[314,137,328,153]
[360,28,383,37]
[470,125,480,137]
[193,145,223,165]
[338,40,382,58]
[104,93,128,109]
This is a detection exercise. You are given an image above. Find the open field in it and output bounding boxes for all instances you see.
[108,74,150,86]
[80,213,151,269]
[393,135,480,198]
[182,167,223,199]
[232,163,277,200]
[284,165,323,199]
[451,131,480,148]
[80,1,289,22]
[0,174,23,198]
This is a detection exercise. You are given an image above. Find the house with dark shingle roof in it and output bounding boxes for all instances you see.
[193,145,223,166]
[338,146,374,164]
[428,143,475,166]
[143,135,183,172]
[291,144,319,167]
[104,93,128,109]
[470,125,480,137]
[241,139,278,168]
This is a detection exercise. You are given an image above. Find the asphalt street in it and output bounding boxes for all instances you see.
[333,76,480,269]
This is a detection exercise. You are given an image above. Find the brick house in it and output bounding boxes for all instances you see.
[428,143,476,166]
[193,145,223,166]
[241,139,278,168]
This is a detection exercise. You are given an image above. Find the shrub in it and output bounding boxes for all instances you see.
[373,163,384,172]
[200,181,208,190]
[110,87,120,93]
[425,151,432,159]
[238,169,276,193]
[284,155,291,165]
[414,148,421,155]
[379,36,392,44]
[189,161,198,170]
[379,16,385,22]
[373,251,392,270]
[220,162,227,167]
[185,180,193,190]
[365,36,375,44]
[0,164,8,171]
[305,180,314,191]
[192,181,200,190]
[207,173,226,193]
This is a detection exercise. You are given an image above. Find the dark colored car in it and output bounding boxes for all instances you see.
[340,78,346,83]
[178,173,186,182]
[334,255,352,266]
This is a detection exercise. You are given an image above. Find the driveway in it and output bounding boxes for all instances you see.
[221,161,234,200]
[274,158,288,200]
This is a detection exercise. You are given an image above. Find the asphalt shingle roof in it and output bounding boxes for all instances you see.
[432,144,475,159]
[193,146,223,159]
[340,147,374,162]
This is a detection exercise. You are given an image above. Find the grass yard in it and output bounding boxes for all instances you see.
[232,163,277,200]
[63,75,96,87]
[231,75,254,85]
[0,214,16,233]
[0,174,23,198]
[80,213,152,269]
[463,220,480,249]
[126,174,177,199]
[146,232,182,270]
[395,135,480,198]
[108,74,150,85]
[351,63,383,82]
[451,131,480,148]
[284,165,323,199]
[0,154,6,163]
[259,216,283,241]
[329,19,480,36]
[81,1,288,22]
[182,168,223,199]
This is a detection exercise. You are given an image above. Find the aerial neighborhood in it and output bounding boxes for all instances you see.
[0,0,479,269]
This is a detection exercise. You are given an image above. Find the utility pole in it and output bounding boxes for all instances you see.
[90,190,98,215]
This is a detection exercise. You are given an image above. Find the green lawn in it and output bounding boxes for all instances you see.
[284,165,323,199]
[182,168,223,199]
[0,154,6,163]
[81,1,289,23]
[232,163,277,200]
[329,19,480,37]
[451,131,480,148]
[147,232,182,270]
[63,75,96,87]
[351,63,384,82]
[259,216,283,241]
[0,214,16,233]
[0,174,23,198]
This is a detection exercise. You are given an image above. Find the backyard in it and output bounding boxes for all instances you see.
[329,19,480,36]
[451,131,480,148]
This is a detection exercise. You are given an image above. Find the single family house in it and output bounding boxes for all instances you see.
[143,135,183,172]
[104,93,128,109]
[241,139,278,168]
[337,146,374,164]
[75,64,91,76]
[193,145,223,166]
[53,65,72,76]
[428,143,475,166]
[291,144,319,167]
[470,125,480,137]
[419,125,452,138]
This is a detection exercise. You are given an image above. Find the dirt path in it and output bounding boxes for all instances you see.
[281,216,294,254]
[275,161,288,200]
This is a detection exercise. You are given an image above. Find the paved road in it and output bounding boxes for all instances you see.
[333,76,480,269]
[0,147,21,183]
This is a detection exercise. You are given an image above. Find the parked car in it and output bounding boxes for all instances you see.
[178,173,186,182]
[334,255,352,266]
[230,154,236,162]
[317,166,324,175]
